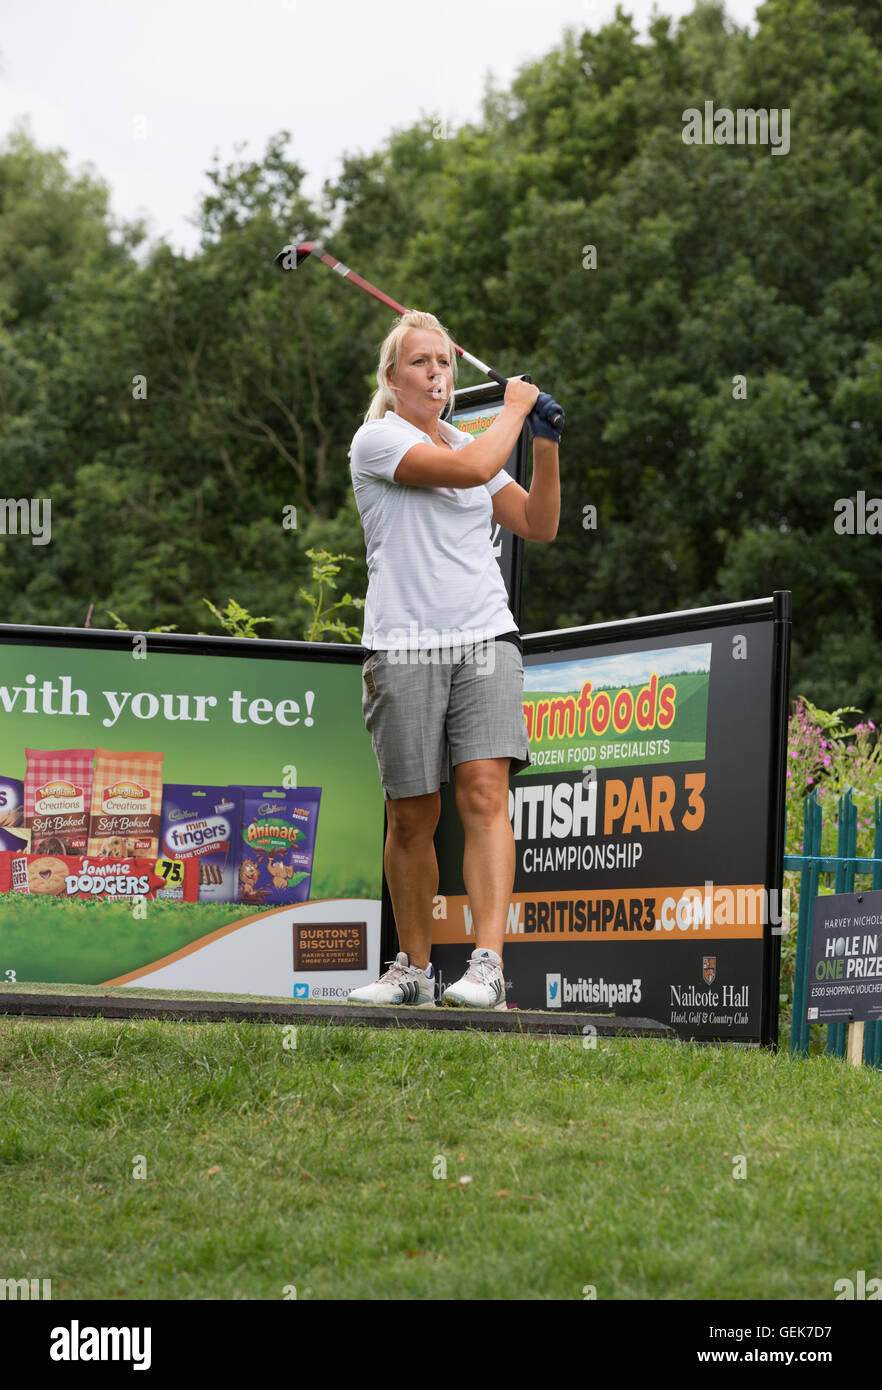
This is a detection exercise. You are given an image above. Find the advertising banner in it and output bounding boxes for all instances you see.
[0,627,384,1001]
[426,595,791,1045]
[806,890,882,1025]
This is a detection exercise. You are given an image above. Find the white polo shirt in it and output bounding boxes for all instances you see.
[348,410,516,650]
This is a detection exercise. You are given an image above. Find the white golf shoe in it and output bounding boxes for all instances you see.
[441,947,507,1009]
[347,951,436,1006]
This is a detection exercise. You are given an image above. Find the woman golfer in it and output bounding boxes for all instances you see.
[347,310,562,1008]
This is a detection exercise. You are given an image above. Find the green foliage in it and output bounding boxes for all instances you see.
[1,4,881,714]
[780,695,882,1038]
[202,598,273,639]
[106,544,367,643]
[785,696,882,857]
[793,697,863,741]
[297,548,365,643]
[105,610,178,634]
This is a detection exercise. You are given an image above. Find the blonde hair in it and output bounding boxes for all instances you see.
[363,310,458,423]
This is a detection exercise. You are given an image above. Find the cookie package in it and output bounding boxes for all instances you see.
[2,853,198,902]
[24,749,94,855]
[0,775,23,830]
[88,749,164,859]
[0,826,28,853]
[159,785,244,902]
[235,787,321,906]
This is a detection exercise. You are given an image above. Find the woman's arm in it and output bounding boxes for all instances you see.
[394,379,540,487]
[524,437,560,540]
[491,437,560,541]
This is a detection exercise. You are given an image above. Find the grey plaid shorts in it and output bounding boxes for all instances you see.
[361,638,532,800]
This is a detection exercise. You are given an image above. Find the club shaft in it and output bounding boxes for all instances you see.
[313,247,411,317]
[287,242,563,429]
[315,247,488,369]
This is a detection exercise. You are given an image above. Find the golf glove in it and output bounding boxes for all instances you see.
[527,392,564,442]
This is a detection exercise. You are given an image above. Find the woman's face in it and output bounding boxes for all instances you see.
[388,329,453,419]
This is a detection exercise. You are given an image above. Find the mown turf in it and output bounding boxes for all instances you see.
[1,1013,880,1301]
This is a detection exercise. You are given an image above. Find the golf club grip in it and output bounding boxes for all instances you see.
[488,370,564,431]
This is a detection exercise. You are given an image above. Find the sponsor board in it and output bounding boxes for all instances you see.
[806,889,882,1025]
[427,599,789,1044]
[0,628,384,998]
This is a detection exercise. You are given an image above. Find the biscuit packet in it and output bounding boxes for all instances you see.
[159,785,244,902]
[0,775,24,830]
[88,750,164,858]
[24,749,94,855]
[0,826,28,853]
[234,786,322,906]
[3,852,197,902]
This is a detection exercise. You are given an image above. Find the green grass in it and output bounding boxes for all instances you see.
[1,1012,880,1300]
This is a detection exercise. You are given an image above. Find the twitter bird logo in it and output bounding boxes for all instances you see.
[546,973,562,1008]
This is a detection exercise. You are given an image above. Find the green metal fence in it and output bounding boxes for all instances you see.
[786,789,882,1066]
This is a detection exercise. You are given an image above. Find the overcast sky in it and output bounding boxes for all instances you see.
[2,0,760,257]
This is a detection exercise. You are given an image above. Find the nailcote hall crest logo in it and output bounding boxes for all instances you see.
[702,956,717,985]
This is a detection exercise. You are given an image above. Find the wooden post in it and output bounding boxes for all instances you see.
[846,1020,865,1068]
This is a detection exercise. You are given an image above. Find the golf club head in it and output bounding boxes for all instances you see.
[274,241,323,272]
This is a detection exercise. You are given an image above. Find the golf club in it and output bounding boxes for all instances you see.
[274,240,565,431]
